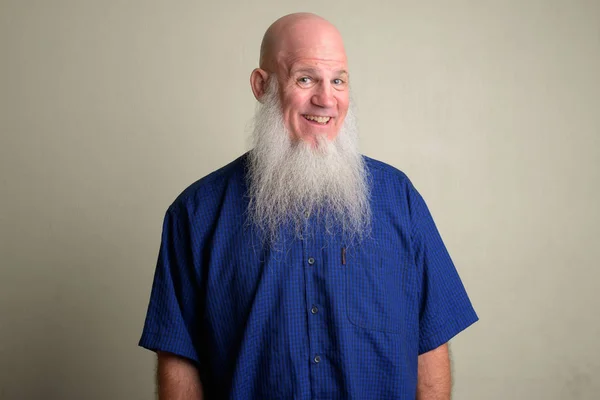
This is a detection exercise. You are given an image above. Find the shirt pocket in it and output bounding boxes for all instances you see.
[346,254,406,334]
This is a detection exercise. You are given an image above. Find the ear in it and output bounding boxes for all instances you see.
[250,68,271,102]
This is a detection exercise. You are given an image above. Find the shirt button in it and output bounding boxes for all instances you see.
[310,305,319,314]
[304,211,310,218]
[308,257,315,265]
[313,355,321,364]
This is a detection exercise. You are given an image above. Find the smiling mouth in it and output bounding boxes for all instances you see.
[303,115,332,125]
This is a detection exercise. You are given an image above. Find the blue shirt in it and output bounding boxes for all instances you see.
[139,153,478,399]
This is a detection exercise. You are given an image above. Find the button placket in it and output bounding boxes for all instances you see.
[303,219,325,379]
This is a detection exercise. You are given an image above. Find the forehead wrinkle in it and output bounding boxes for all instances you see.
[281,56,348,78]
[290,66,350,79]
[280,43,347,62]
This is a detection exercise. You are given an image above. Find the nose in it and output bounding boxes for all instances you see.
[311,81,336,108]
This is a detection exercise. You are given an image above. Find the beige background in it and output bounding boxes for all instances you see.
[1,1,599,399]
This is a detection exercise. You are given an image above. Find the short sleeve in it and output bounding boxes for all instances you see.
[138,206,201,363]
[409,185,479,355]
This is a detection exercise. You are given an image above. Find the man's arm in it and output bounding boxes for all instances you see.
[156,351,204,400]
[416,343,451,400]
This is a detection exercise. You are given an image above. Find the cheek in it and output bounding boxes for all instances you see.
[337,96,350,119]
[283,91,310,112]
[280,95,304,132]
[280,95,295,118]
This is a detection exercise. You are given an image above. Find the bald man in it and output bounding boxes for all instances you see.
[139,13,478,400]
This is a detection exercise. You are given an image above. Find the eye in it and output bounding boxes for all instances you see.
[333,78,344,85]
[297,76,313,86]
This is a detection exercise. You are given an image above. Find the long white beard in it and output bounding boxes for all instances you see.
[247,77,371,244]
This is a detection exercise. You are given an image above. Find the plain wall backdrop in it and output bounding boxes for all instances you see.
[1,0,599,399]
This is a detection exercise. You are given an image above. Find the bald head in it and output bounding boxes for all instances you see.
[259,13,347,71]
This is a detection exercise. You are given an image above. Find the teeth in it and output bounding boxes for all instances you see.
[304,115,331,124]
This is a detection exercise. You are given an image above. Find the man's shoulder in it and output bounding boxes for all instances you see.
[362,154,411,184]
[168,153,248,214]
